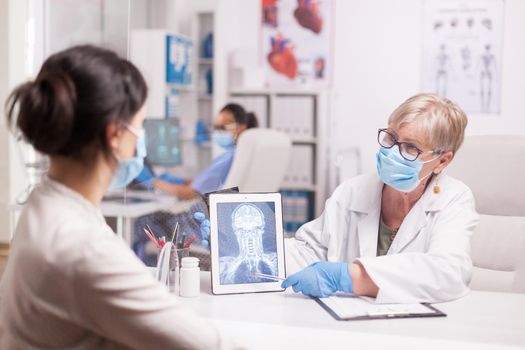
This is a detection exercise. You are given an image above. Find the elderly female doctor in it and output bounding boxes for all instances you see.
[0,45,239,349]
[282,93,479,303]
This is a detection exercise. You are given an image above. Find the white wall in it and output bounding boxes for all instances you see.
[45,0,103,55]
[210,0,525,200]
[0,0,33,242]
[332,0,525,174]
[0,0,10,242]
[214,0,260,113]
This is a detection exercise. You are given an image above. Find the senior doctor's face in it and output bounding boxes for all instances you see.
[377,122,454,194]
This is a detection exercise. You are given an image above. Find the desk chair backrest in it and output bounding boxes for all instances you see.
[223,129,292,192]
[446,135,525,293]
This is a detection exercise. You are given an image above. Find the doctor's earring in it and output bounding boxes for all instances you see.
[433,174,441,194]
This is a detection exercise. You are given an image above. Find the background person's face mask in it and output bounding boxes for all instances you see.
[109,126,147,190]
[212,130,235,149]
[376,146,439,193]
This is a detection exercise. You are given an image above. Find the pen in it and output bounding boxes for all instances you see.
[171,222,180,245]
[143,228,161,249]
[251,272,286,281]
[180,232,186,249]
[183,234,196,249]
[146,224,156,238]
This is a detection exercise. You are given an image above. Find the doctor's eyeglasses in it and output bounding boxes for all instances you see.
[377,128,441,162]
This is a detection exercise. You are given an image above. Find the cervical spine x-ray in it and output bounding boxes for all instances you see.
[218,202,278,284]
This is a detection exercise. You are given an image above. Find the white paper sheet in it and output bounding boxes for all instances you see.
[319,294,434,319]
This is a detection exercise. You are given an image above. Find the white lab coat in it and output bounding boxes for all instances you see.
[285,173,479,304]
[0,177,242,350]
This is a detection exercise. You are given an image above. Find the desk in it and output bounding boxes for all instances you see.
[100,190,198,245]
[181,272,525,350]
[8,190,198,244]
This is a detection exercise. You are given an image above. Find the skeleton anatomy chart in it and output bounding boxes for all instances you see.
[261,0,334,87]
[218,202,278,284]
[421,0,504,114]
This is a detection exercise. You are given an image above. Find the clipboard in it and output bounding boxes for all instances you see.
[315,294,446,321]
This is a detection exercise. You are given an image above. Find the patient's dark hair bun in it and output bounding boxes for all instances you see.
[5,45,148,159]
[7,71,77,155]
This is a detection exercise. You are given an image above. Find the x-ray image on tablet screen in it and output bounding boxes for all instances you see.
[209,193,286,294]
[217,202,278,284]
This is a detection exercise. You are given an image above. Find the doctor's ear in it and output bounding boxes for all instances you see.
[433,151,454,174]
[106,121,123,150]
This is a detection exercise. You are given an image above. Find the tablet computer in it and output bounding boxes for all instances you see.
[209,192,286,294]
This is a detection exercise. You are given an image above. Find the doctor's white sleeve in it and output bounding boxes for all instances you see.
[285,184,348,274]
[357,189,479,304]
[72,237,245,350]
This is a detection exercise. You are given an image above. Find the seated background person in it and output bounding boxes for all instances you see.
[281,93,480,303]
[133,104,258,266]
[130,158,188,190]
[153,104,258,199]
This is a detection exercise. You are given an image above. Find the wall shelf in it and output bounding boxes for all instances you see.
[229,89,329,230]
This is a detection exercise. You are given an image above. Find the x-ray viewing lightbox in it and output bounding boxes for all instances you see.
[209,192,286,295]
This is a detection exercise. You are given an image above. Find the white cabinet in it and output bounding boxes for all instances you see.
[195,12,215,129]
[130,29,193,120]
[230,90,328,235]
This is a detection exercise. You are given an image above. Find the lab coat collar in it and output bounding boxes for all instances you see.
[351,173,447,256]
[389,173,448,253]
[349,175,382,257]
[349,173,446,214]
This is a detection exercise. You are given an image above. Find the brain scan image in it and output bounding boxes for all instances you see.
[218,202,278,284]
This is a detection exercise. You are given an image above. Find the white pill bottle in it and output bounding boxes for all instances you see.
[179,257,200,297]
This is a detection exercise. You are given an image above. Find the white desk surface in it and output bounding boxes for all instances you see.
[180,272,525,350]
[100,190,197,218]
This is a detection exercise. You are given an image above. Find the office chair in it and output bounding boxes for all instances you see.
[446,135,525,293]
[223,128,292,192]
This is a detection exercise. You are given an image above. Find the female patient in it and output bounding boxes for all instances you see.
[0,45,240,349]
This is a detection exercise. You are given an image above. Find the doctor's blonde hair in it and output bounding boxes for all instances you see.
[388,93,468,154]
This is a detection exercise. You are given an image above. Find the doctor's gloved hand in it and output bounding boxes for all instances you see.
[194,212,210,250]
[281,261,353,298]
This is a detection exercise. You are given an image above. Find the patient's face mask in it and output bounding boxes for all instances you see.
[212,130,235,149]
[109,125,147,190]
[376,146,439,193]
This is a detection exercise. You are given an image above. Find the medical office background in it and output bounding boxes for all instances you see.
[0,0,525,244]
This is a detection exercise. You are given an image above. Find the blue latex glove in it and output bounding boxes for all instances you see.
[158,173,186,185]
[194,212,210,250]
[281,261,353,298]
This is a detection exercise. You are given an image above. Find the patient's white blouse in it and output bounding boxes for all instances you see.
[0,177,240,349]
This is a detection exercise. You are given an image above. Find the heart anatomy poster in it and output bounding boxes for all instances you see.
[261,0,334,87]
[421,0,504,114]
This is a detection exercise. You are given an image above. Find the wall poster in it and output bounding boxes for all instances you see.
[421,0,504,114]
[261,0,334,87]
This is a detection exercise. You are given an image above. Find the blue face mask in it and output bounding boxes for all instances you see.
[212,130,235,149]
[376,146,438,193]
[109,126,147,190]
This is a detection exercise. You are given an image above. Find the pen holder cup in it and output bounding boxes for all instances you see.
[158,246,190,269]
[156,244,191,293]
[175,247,190,266]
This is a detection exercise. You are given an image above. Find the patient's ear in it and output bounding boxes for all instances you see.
[106,121,122,150]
